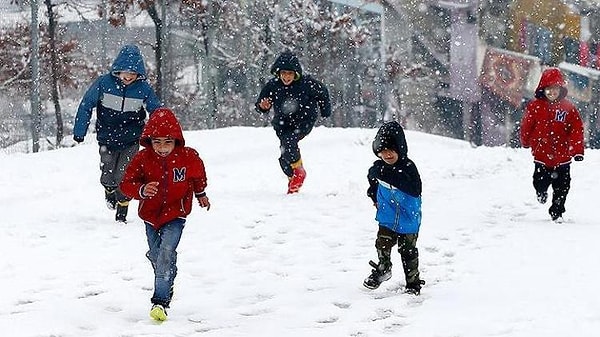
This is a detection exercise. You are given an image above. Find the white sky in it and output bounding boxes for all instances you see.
[2,126,598,336]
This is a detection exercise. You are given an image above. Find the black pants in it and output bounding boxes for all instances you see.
[375,226,421,287]
[276,127,311,177]
[533,162,571,217]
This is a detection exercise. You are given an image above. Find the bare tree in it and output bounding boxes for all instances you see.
[0,12,100,150]
[44,0,64,145]
[107,0,167,100]
[31,0,42,152]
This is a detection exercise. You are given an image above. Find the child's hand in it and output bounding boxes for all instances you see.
[259,98,272,110]
[142,182,159,198]
[198,195,211,211]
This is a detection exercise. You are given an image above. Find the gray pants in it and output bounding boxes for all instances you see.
[99,143,139,202]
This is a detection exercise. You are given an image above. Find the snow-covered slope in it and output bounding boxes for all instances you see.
[2,126,599,337]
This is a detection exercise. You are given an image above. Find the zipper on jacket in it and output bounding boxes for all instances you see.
[120,94,126,111]
[393,193,401,232]
[155,158,169,220]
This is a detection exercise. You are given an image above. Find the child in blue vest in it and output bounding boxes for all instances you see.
[363,121,425,295]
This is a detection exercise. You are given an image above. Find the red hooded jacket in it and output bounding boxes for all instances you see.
[520,68,584,168]
[120,108,207,229]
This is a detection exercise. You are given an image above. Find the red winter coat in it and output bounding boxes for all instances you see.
[120,108,207,229]
[520,68,584,168]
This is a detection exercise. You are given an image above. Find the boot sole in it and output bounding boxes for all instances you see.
[363,271,392,289]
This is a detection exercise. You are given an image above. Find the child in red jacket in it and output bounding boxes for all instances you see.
[120,107,210,321]
[520,67,584,222]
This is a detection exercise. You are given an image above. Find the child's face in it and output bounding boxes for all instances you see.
[118,71,138,86]
[544,85,561,102]
[378,148,398,165]
[279,70,295,85]
[151,137,175,157]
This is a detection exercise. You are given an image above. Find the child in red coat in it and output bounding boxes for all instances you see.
[120,107,210,321]
[520,67,584,222]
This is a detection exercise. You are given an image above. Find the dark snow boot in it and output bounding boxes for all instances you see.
[115,201,129,223]
[404,279,426,295]
[363,260,392,290]
[548,203,565,223]
[105,187,117,210]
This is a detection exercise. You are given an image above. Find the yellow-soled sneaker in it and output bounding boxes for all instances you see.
[150,304,168,321]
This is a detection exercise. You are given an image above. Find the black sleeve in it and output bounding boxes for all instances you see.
[367,162,381,203]
[255,80,275,113]
[307,77,331,118]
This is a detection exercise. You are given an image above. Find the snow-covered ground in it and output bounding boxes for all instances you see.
[2,126,598,337]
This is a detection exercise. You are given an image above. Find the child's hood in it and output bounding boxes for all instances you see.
[140,108,185,148]
[111,44,148,79]
[270,51,303,79]
[372,121,408,159]
[534,67,567,100]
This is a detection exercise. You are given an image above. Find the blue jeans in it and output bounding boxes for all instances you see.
[145,218,185,307]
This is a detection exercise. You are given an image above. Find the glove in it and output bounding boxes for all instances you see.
[73,135,84,143]
[574,155,584,162]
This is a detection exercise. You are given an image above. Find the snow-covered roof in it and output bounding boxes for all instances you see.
[328,0,383,14]
[559,61,600,79]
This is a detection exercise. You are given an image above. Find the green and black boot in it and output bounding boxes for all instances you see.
[115,200,129,223]
[363,257,392,290]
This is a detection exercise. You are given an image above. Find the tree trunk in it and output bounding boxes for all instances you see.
[44,0,64,146]
[145,2,163,101]
[200,6,217,129]
[30,0,41,153]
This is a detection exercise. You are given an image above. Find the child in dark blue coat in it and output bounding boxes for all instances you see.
[255,51,331,194]
[363,121,425,294]
[73,44,161,223]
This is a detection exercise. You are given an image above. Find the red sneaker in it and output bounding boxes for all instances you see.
[287,166,306,194]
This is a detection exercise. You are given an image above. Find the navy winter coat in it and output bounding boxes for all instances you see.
[73,45,161,150]
[255,51,331,135]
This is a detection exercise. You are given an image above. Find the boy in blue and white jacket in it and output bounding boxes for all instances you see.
[73,44,161,223]
[363,121,425,295]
